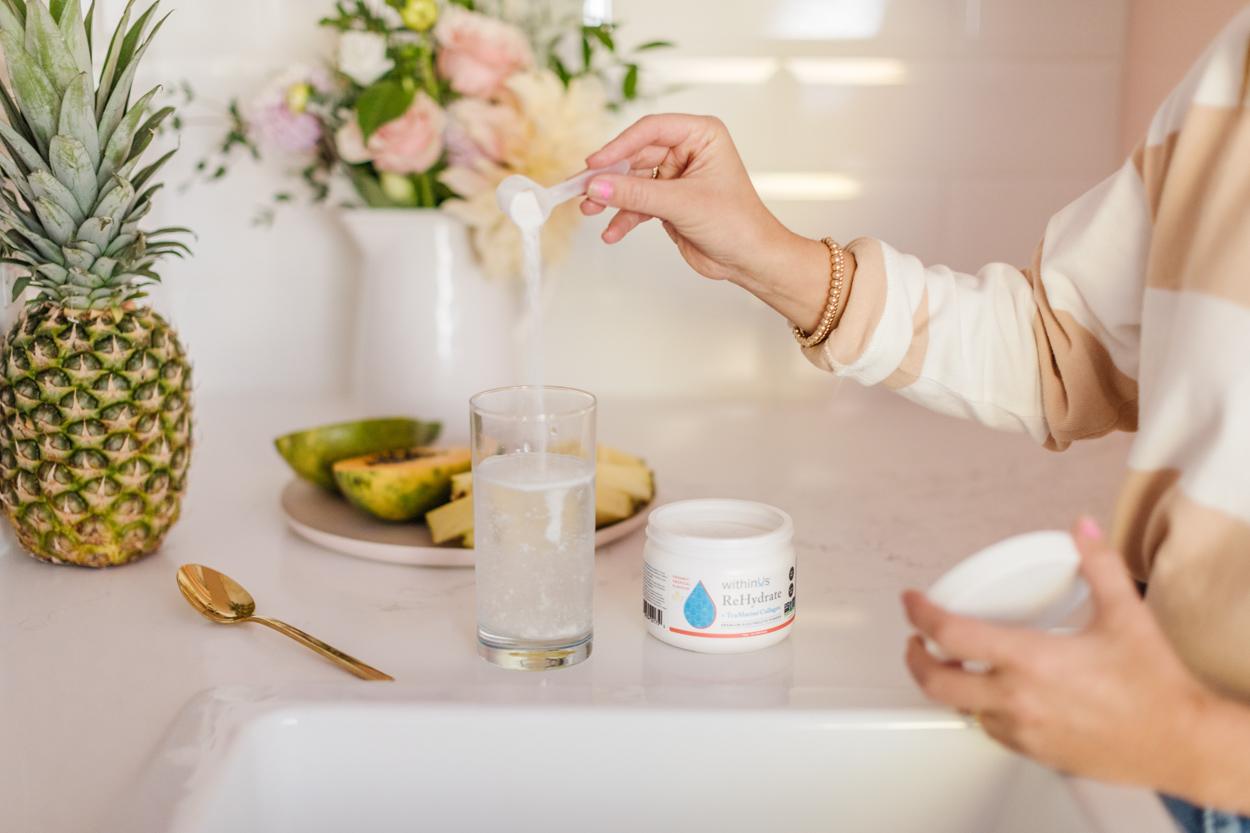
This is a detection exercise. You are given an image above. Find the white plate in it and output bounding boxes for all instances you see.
[280,479,653,568]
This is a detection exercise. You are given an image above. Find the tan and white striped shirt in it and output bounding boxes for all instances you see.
[805,8,1250,700]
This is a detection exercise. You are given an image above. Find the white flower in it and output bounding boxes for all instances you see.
[439,70,614,280]
[337,31,393,86]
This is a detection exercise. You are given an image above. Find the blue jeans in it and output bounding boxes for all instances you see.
[1163,795,1250,833]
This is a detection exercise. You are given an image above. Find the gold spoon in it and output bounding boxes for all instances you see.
[176,563,394,681]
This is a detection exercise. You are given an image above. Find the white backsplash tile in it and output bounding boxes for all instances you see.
[117,0,1129,400]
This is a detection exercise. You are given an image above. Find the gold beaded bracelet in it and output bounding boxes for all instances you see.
[792,237,845,348]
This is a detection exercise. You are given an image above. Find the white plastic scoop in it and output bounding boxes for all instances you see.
[496,159,631,226]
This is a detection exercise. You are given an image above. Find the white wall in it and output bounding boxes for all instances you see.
[116,0,1129,400]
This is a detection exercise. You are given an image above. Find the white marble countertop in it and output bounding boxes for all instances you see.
[0,384,1137,833]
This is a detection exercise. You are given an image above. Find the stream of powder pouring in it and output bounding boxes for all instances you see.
[508,190,548,455]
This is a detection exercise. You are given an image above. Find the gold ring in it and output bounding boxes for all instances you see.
[651,166,660,179]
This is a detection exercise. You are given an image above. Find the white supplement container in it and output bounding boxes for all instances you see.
[643,499,796,654]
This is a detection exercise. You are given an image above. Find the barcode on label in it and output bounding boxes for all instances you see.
[643,600,663,626]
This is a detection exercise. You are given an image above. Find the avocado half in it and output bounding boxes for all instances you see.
[333,446,472,522]
[275,418,441,490]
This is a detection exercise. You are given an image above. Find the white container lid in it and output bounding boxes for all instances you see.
[645,499,794,555]
[926,530,1090,629]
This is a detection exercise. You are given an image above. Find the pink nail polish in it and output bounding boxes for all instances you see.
[1078,518,1103,540]
[591,180,612,201]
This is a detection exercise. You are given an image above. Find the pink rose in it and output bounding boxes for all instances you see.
[433,7,532,99]
[446,98,518,165]
[366,91,447,174]
[335,117,371,164]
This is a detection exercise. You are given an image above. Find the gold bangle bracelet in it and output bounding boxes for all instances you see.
[792,237,845,348]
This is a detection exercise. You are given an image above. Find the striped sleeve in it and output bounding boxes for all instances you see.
[802,153,1150,451]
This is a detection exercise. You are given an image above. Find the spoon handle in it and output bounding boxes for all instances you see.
[252,616,394,681]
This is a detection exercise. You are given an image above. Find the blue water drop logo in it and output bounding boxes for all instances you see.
[683,581,717,629]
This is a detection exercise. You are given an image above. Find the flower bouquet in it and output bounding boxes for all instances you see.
[203,0,667,279]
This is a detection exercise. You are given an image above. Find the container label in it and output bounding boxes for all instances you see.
[643,560,795,638]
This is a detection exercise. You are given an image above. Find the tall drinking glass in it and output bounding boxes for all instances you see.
[471,386,596,670]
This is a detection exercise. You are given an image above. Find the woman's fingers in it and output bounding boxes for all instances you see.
[585,113,708,169]
[1071,518,1141,618]
[902,589,1027,666]
[602,208,655,244]
[904,635,1004,711]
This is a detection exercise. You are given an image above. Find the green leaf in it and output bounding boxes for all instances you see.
[0,151,35,203]
[0,74,35,151]
[58,72,98,167]
[94,0,134,118]
[0,0,22,38]
[102,231,133,256]
[24,0,79,93]
[74,215,112,248]
[6,0,27,20]
[10,225,62,261]
[29,168,83,223]
[590,26,614,51]
[127,104,171,161]
[97,12,166,150]
[634,40,673,51]
[145,225,192,238]
[92,176,132,219]
[0,117,47,174]
[115,0,156,76]
[33,196,75,244]
[82,0,91,56]
[0,189,39,230]
[132,180,161,207]
[355,79,414,141]
[125,196,150,222]
[0,206,36,235]
[35,263,66,282]
[49,134,97,215]
[57,0,90,75]
[49,0,66,21]
[97,84,156,187]
[62,244,93,267]
[0,27,59,152]
[129,147,171,191]
[549,54,570,86]
[11,275,30,301]
[623,63,638,100]
[581,35,591,70]
[88,254,114,277]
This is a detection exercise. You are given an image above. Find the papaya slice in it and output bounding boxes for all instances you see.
[276,418,441,490]
[333,446,471,522]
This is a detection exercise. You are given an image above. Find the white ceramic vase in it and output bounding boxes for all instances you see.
[340,209,519,445]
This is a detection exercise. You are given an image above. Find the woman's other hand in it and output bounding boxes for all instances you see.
[580,114,840,333]
[903,519,1250,811]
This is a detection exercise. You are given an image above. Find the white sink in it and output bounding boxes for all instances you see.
[106,686,1174,833]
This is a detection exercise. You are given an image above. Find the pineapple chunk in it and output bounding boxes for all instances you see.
[426,496,474,544]
[595,483,635,528]
[598,461,654,504]
[597,445,646,467]
[450,471,473,500]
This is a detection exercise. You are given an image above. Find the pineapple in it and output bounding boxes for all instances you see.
[0,0,192,566]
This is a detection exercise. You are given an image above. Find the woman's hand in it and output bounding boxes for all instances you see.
[580,114,841,333]
[904,519,1250,811]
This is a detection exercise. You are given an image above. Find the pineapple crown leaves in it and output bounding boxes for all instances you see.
[0,0,193,310]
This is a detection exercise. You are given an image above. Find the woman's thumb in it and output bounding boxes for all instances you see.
[586,174,673,221]
[1072,517,1139,615]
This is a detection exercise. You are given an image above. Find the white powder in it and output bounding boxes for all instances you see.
[508,190,548,458]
